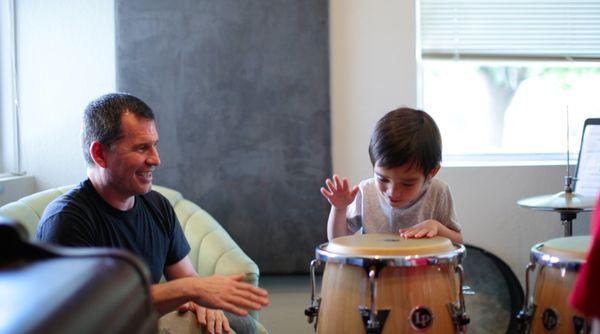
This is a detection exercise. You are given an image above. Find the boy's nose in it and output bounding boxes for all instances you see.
[389,185,401,197]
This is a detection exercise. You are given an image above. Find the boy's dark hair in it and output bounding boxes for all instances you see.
[368,107,442,175]
[82,93,155,166]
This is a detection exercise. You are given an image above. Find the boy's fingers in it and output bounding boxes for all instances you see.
[350,185,359,198]
[342,178,349,192]
[325,178,334,191]
[333,175,342,190]
[320,187,332,198]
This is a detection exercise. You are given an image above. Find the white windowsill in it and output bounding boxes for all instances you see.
[441,153,575,168]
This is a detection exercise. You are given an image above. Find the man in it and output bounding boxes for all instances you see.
[36,93,268,334]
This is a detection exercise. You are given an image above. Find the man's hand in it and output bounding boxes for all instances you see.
[321,175,359,209]
[399,219,440,238]
[178,302,231,334]
[185,274,269,316]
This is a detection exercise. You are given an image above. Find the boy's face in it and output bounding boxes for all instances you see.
[374,162,439,208]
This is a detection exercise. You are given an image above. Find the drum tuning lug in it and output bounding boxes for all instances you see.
[516,305,535,334]
[457,313,470,326]
[358,307,390,334]
[304,297,320,330]
[448,302,470,331]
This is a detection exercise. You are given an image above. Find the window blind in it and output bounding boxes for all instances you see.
[420,0,600,60]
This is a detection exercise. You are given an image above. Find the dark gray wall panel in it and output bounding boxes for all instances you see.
[116,0,330,273]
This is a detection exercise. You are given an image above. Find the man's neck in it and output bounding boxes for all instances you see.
[87,170,135,211]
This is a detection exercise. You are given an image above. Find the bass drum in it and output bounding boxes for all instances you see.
[463,245,524,334]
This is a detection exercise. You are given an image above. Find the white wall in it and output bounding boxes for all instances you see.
[329,0,592,287]
[16,0,115,191]
[330,0,418,183]
[7,0,593,286]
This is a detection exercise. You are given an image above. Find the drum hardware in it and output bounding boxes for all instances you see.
[571,316,590,334]
[305,259,321,330]
[358,266,390,334]
[516,262,537,333]
[448,264,470,333]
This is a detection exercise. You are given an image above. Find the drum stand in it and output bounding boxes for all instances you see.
[560,210,578,237]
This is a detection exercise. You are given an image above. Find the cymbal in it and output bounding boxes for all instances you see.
[517,191,595,212]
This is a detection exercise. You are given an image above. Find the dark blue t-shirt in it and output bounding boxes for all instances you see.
[36,179,190,283]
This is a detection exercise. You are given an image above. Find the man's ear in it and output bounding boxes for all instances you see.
[427,164,441,180]
[89,141,108,168]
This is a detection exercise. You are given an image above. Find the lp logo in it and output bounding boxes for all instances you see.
[542,308,558,331]
[410,307,433,330]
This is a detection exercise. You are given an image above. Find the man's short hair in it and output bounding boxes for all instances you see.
[368,107,442,175]
[82,93,155,166]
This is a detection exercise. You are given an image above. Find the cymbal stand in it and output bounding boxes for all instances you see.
[560,175,577,237]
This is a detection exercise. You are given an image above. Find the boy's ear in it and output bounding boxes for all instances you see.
[89,141,108,168]
[426,164,441,180]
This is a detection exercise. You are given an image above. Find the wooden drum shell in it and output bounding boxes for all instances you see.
[317,262,458,334]
[314,234,464,334]
[528,236,590,334]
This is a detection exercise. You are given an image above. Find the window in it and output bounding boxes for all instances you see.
[420,0,600,162]
[0,0,21,176]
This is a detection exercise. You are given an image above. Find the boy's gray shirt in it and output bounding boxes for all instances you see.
[346,178,461,234]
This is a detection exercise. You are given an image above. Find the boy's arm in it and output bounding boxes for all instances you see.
[321,175,359,241]
[327,206,351,241]
[435,222,463,244]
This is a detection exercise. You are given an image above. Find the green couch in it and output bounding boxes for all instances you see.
[0,184,267,333]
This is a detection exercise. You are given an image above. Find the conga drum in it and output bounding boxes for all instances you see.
[305,234,469,334]
[519,236,591,333]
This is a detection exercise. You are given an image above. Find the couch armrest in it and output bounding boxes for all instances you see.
[172,198,261,320]
[0,187,72,237]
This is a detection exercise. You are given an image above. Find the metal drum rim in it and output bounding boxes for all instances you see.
[314,242,466,267]
[530,242,584,270]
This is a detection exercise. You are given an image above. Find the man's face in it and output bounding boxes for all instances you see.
[374,162,429,208]
[102,112,160,198]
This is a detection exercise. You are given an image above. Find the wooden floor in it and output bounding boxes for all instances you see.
[259,275,316,334]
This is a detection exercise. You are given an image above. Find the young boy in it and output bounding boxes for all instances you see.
[321,107,463,244]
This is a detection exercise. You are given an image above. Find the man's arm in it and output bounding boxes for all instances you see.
[164,255,197,280]
[151,256,269,316]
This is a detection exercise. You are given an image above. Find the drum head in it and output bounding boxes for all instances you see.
[539,236,590,261]
[326,233,455,256]
[463,245,524,334]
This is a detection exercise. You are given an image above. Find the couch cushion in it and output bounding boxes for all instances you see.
[151,185,183,207]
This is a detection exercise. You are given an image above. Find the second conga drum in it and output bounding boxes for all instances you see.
[306,233,468,334]
[521,236,591,333]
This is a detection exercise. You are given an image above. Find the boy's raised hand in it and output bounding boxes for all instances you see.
[320,175,359,209]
